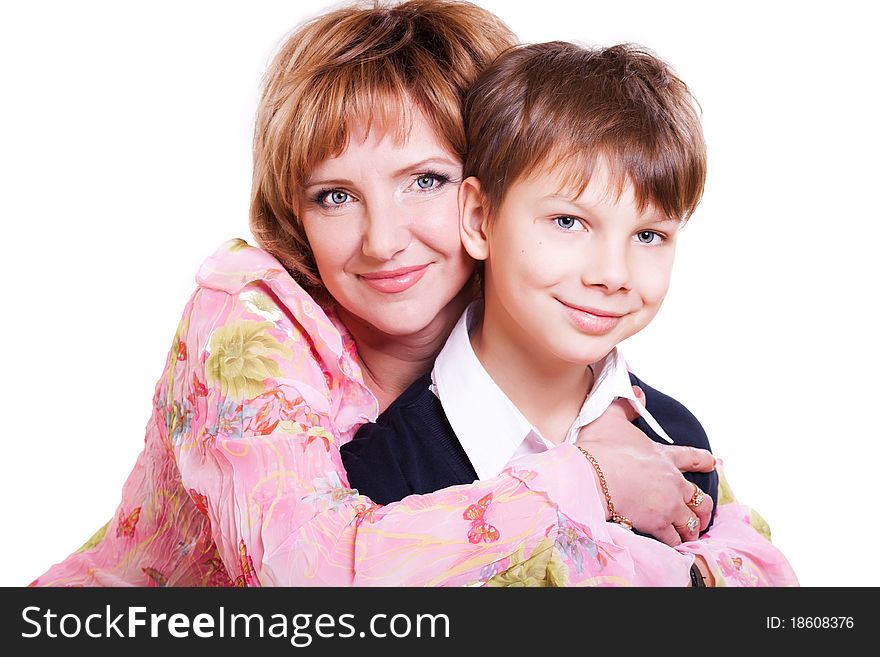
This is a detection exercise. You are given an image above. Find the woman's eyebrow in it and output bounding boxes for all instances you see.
[390,156,461,178]
[303,176,355,188]
[305,157,460,188]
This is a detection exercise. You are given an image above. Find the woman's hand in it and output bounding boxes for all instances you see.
[575,386,715,546]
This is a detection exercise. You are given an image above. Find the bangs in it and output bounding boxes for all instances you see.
[465,43,707,225]
[529,137,705,221]
[305,81,418,171]
[291,48,465,192]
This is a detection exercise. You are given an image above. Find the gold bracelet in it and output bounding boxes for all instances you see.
[576,445,633,530]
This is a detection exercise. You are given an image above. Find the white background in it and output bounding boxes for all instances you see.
[2,0,876,587]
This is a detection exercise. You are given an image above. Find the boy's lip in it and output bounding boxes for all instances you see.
[556,300,625,317]
[359,264,430,293]
[557,299,627,335]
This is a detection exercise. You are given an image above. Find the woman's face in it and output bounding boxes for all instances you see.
[300,107,474,338]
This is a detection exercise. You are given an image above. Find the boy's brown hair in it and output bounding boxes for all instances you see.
[249,0,516,291]
[463,41,706,221]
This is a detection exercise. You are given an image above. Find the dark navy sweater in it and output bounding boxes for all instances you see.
[341,371,718,534]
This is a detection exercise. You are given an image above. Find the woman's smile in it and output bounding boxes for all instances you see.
[358,263,431,294]
[300,104,474,339]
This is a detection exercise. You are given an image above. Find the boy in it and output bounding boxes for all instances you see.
[341,42,716,548]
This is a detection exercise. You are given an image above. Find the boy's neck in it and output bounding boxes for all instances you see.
[337,286,472,414]
[469,304,595,444]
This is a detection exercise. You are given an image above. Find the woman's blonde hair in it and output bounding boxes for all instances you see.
[249,0,517,292]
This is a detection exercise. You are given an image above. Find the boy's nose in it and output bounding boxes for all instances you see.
[361,203,412,261]
[582,243,631,292]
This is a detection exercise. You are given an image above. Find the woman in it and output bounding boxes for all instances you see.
[32,0,794,587]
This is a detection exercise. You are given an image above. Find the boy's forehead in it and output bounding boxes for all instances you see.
[517,153,676,221]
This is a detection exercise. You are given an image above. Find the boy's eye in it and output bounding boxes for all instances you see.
[635,230,662,244]
[554,216,583,231]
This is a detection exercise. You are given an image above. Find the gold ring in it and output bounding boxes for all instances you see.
[686,515,699,532]
[688,486,705,508]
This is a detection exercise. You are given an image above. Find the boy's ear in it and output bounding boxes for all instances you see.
[458,176,489,261]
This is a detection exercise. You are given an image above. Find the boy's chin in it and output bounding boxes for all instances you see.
[550,343,617,368]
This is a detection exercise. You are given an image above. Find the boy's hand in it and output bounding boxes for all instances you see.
[575,387,714,546]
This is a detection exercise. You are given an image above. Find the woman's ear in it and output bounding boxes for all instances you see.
[458,176,489,261]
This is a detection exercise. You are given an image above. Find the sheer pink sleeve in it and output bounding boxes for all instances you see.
[674,464,799,586]
[33,240,792,588]
[31,241,647,587]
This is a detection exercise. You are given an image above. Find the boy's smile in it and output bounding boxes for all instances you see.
[462,158,681,372]
[556,300,624,336]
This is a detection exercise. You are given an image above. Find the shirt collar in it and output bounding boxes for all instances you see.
[431,303,530,480]
[573,348,674,444]
[432,302,672,480]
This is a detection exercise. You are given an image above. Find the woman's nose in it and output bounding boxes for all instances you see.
[361,202,412,261]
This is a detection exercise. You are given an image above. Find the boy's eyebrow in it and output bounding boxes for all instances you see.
[542,192,682,223]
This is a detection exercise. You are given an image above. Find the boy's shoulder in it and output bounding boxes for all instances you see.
[627,372,711,452]
[341,373,478,504]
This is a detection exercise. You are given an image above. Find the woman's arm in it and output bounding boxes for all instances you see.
[171,250,651,585]
[32,241,683,586]
[575,377,797,587]
[36,241,780,587]
[675,464,799,586]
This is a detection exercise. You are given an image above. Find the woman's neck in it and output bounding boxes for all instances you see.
[337,286,472,413]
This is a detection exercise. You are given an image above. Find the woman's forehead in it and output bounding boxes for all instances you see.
[311,105,458,174]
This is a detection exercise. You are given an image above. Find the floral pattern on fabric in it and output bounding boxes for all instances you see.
[32,239,798,588]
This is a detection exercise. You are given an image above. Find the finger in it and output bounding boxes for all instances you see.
[694,496,712,531]
[686,484,712,531]
[664,445,716,473]
[631,384,646,407]
[652,524,683,548]
[673,511,700,543]
[621,386,644,422]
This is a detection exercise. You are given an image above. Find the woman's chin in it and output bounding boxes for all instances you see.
[333,301,426,337]
[365,309,444,339]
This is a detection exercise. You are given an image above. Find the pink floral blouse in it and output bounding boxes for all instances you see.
[32,239,798,587]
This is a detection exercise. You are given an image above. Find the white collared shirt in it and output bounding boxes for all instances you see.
[430,302,673,480]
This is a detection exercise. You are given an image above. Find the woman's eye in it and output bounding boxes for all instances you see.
[635,230,662,244]
[554,216,582,231]
[414,173,451,191]
[328,190,350,205]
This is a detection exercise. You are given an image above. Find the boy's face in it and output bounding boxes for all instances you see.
[462,158,680,367]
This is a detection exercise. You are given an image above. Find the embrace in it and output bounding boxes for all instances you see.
[33,0,797,588]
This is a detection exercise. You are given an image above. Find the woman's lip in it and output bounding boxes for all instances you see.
[359,264,429,280]
[558,299,625,335]
[359,264,429,293]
